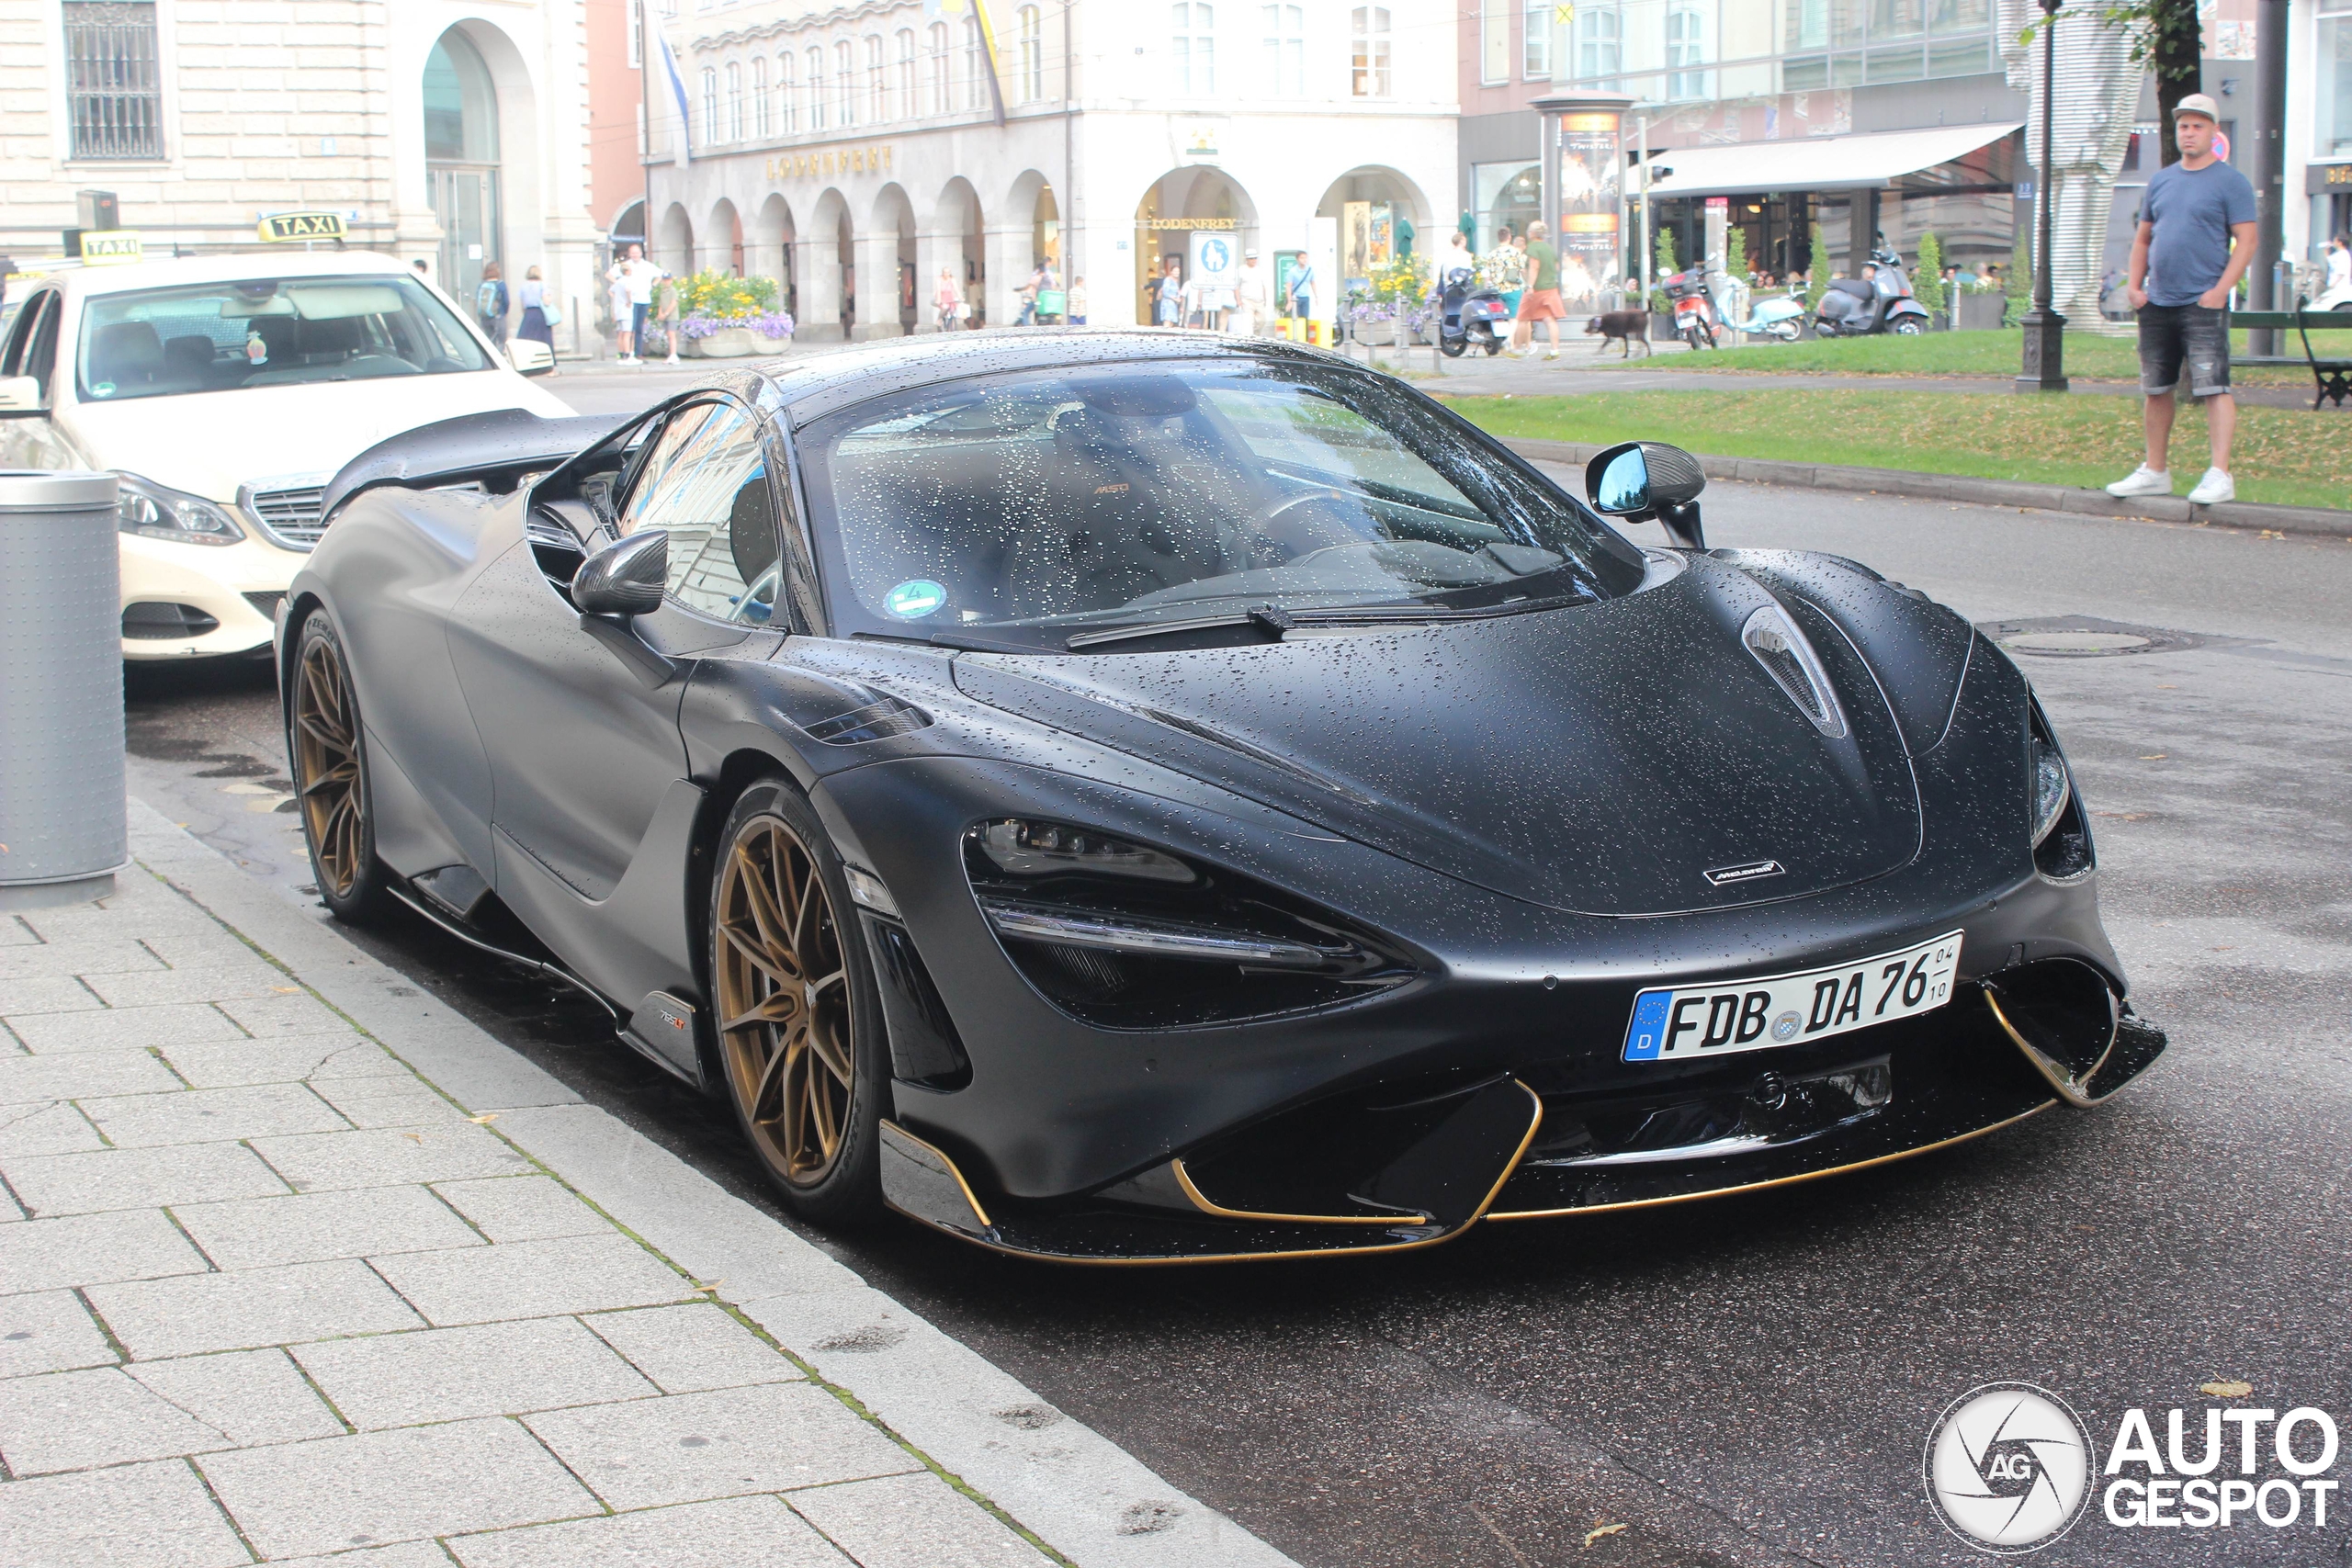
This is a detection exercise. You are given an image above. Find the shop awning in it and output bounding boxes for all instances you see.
[1644,122,2022,197]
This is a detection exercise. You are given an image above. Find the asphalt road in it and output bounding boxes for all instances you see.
[122,476,2352,1568]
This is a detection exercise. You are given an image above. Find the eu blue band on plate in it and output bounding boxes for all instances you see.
[1623,989,1671,1061]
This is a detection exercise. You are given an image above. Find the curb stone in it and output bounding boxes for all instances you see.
[120,795,1302,1568]
[1497,436,2352,541]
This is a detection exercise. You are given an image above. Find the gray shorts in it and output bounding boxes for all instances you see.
[2138,302,2231,399]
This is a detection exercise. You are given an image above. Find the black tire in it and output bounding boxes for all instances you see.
[1439,335,1466,357]
[1893,318,1926,335]
[707,777,889,1227]
[287,610,392,924]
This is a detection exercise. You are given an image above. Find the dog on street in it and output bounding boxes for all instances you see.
[1584,310,1651,358]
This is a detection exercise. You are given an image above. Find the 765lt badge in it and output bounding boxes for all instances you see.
[1623,931,1964,1062]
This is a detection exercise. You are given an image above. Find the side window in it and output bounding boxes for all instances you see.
[624,400,779,623]
[2,292,57,385]
[616,402,715,534]
[22,295,62,400]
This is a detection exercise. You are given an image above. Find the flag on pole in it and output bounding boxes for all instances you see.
[922,0,1005,125]
[658,30,695,154]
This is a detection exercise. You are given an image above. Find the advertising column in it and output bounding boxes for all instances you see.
[1530,93,1634,314]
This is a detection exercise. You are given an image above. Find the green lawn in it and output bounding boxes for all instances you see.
[1608,326,2319,387]
[1444,389,2351,512]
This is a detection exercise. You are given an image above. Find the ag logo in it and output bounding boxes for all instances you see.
[1923,1382,2091,1554]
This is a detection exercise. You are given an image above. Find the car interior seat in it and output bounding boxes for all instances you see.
[85,321,164,394]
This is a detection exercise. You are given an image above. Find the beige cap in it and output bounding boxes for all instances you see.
[2173,93,2222,122]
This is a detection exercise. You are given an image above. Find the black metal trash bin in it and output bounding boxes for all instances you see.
[0,470,126,908]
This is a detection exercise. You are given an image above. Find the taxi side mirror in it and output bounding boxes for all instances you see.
[0,376,46,415]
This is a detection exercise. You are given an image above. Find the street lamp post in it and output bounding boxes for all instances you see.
[2017,0,2069,392]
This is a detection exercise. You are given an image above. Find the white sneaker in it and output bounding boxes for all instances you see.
[2104,465,2171,498]
[665,354,680,365]
[2186,468,2234,505]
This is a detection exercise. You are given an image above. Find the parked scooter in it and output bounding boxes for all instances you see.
[1434,266,1510,356]
[1815,243,1933,337]
[1735,295,1807,342]
[1661,268,1721,349]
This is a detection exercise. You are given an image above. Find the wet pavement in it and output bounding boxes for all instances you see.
[123,482,2352,1567]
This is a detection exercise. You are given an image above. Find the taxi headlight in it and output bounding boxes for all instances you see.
[115,472,244,547]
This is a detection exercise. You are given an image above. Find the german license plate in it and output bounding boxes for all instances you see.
[1622,931,1964,1063]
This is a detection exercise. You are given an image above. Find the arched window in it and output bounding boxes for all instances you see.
[724,60,742,141]
[927,22,950,113]
[896,28,916,119]
[700,66,718,143]
[866,34,886,122]
[776,51,795,134]
[964,16,987,109]
[751,57,768,139]
[1018,6,1045,102]
[808,45,827,130]
[836,39,856,125]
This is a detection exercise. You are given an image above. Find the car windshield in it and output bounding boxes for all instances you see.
[75,274,492,403]
[796,357,1646,649]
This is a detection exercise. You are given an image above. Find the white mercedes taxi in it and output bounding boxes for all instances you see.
[0,251,567,659]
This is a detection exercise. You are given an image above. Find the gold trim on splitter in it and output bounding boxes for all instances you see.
[884,1081,1544,1267]
[1170,1159,1410,1225]
[880,1119,994,1228]
[1482,1100,2057,1222]
[1982,987,2117,1109]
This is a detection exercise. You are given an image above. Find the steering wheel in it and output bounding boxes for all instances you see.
[1253,489,1369,562]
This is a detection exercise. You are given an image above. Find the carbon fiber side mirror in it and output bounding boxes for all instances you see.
[571,528,667,616]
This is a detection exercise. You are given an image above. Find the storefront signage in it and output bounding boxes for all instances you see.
[763,144,894,181]
[1133,218,1236,231]
[76,231,144,265]
[2308,163,2352,194]
[256,211,345,243]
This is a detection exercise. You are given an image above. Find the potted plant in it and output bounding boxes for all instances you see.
[673,270,782,358]
[747,310,794,354]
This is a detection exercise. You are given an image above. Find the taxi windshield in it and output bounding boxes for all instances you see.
[75,275,492,403]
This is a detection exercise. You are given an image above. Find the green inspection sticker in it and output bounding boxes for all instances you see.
[885,579,948,619]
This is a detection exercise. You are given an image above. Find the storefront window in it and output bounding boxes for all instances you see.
[2324,13,2352,157]
[1471,162,1541,252]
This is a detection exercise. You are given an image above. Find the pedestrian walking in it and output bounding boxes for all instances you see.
[474,261,508,347]
[606,243,657,364]
[1287,257,1316,326]
[1155,257,1183,326]
[652,270,682,365]
[514,265,558,367]
[2106,93,2257,507]
[1484,225,1524,321]
[2324,232,2351,301]
[1232,251,1269,337]
[1067,276,1089,326]
[1509,220,1565,359]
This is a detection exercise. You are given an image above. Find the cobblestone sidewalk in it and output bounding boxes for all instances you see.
[0,807,1293,1568]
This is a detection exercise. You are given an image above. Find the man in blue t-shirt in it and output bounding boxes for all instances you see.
[2107,95,2258,506]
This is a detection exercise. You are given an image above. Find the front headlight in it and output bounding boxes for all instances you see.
[965,818,1413,1029]
[115,472,244,547]
[2027,700,2093,880]
[2030,735,2071,844]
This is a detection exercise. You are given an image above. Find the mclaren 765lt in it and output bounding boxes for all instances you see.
[277,332,2164,1263]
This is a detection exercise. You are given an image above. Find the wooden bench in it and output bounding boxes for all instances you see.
[2230,308,2352,408]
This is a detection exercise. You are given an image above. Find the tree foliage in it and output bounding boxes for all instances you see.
[1913,231,1946,317]
[2019,0,2202,165]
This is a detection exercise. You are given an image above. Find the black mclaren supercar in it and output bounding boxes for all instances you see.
[277,331,2163,1263]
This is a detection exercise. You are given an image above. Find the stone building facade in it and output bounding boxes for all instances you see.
[651,0,1459,336]
[0,0,599,352]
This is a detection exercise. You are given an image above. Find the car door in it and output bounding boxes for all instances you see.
[0,290,83,471]
[447,393,783,1001]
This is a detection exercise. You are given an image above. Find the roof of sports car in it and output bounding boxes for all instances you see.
[736,329,1346,428]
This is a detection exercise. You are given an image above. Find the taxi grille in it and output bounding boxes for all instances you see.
[241,484,328,549]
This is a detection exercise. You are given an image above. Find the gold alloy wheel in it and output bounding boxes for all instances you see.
[715,814,856,1184]
[292,634,365,898]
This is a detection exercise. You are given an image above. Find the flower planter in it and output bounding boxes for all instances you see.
[1956,293,2007,332]
[687,327,755,359]
[749,333,792,355]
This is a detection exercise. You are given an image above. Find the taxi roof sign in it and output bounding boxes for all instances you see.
[257,211,346,243]
[77,231,144,265]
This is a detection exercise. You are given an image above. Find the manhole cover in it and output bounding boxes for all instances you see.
[1976,615,2206,658]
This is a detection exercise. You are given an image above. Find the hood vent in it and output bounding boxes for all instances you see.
[1741,604,1847,739]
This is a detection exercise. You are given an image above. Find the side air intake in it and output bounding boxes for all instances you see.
[1741,604,1847,739]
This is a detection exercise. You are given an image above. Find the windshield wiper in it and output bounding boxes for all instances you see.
[851,628,1047,656]
[1063,609,1290,650]
[1063,593,1591,650]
